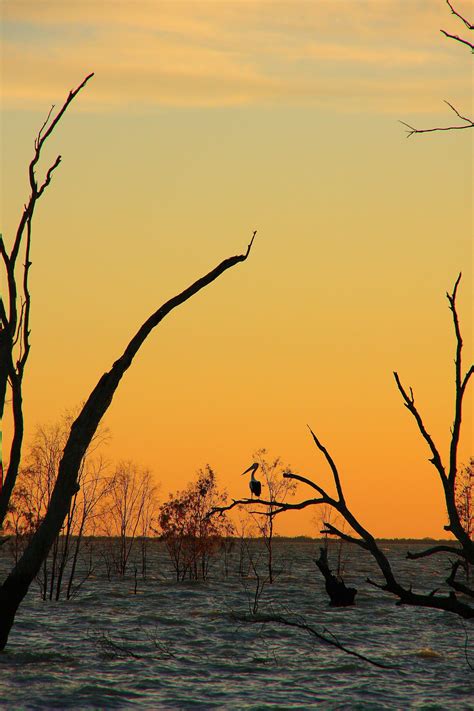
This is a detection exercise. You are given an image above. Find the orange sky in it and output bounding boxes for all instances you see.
[1,0,472,537]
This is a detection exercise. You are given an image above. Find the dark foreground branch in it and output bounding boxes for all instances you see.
[208,493,324,519]
[0,231,256,650]
[446,561,474,599]
[407,544,467,561]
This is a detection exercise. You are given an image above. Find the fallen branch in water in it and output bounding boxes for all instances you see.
[230,611,397,670]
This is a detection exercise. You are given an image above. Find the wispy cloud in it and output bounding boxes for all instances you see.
[1,1,471,113]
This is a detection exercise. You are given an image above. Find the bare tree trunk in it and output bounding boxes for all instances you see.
[0,234,255,649]
[66,521,84,600]
[0,74,94,526]
[267,514,274,584]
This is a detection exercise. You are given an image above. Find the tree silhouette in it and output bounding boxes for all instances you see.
[0,74,255,650]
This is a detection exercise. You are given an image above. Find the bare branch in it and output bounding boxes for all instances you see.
[321,522,369,550]
[367,577,387,591]
[36,156,62,199]
[10,74,94,271]
[445,0,474,29]
[461,365,474,394]
[444,102,474,124]
[446,274,466,483]
[0,298,8,328]
[0,236,9,268]
[231,612,395,670]
[440,28,474,50]
[307,426,345,502]
[400,111,474,138]
[401,2,474,136]
[18,219,33,374]
[407,545,467,560]
[245,230,257,257]
[446,561,474,598]
[393,371,446,481]
[208,494,325,519]
[283,470,334,502]
[36,105,55,147]
[33,74,94,157]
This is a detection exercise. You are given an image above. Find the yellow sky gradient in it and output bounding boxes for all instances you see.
[1,0,472,537]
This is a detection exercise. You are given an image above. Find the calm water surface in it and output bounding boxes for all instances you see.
[0,540,472,709]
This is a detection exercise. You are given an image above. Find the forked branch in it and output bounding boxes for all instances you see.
[401,2,473,136]
[307,426,345,502]
[0,231,257,649]
[407,544,467,560]
[0,74,94,520]
[393,371,446,482]
[400,103,474,138]
[395,275,473,553]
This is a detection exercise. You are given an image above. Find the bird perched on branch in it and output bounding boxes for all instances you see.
[241,462,261,497]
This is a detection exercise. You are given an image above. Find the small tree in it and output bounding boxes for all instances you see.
[249,450,296,583]
[457,458,473,539]
[4,415,109,600]
[455,457,473,583]
[100,461,157,577]
[159,466,233,581]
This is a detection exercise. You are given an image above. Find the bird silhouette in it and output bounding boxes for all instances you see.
[241,462,261,497]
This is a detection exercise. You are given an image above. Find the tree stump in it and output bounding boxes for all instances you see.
[315,547,357,607]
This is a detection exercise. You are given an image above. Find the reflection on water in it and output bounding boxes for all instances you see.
[0,540,473,709]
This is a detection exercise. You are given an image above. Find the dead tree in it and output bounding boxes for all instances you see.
[213,277,473,618]
[246,450,296,584]
[0,74,256,650]
[0,74,94,524]
[315,546,357,607]
[401,1,473,137]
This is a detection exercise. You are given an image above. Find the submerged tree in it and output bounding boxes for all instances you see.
[100,461,157,578]
[4,414,109,600]
[0,74,256,649]
[277,278,473,617]
[247,450,296,584]
[314,506,356,607]
[456,458,473,540]
[159,466,233,581]
[212,278,473,618]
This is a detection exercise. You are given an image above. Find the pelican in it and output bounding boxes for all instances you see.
[241,462,261,498]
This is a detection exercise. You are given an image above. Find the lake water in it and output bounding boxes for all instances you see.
[0,539,473,709]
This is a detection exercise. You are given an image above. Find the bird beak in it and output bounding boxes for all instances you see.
[241,463,257,476]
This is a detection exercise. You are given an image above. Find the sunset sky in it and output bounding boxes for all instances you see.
[1,0,472,537]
